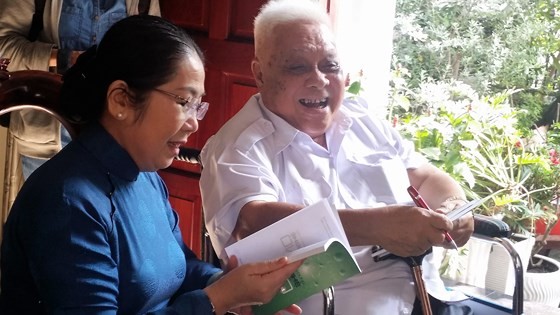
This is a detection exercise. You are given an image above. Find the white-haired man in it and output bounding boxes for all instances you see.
[201,0,474,313]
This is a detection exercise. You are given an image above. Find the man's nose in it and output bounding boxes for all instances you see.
[307,68,329,88]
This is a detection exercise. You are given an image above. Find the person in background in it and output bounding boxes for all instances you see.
[0,15,302,315]
[0,0,160,193]
[200,0,474,314]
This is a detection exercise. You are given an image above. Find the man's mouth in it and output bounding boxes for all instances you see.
[299,97,329,109]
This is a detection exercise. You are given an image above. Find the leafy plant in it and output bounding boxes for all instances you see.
[392,0,560,132]
[387,0,560,249]
[387,79,559,242]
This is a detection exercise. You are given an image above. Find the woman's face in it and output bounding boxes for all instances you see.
[123,55,206,171]
[253,22,345,139]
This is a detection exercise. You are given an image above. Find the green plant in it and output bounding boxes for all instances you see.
[392,0,560,131]
[387,79,559,244]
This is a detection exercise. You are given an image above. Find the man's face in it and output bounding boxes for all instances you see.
[253,22,345,139]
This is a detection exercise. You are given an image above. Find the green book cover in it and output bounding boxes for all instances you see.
[252,238,361,315]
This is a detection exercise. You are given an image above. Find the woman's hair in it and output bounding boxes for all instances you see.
[253,0,331,58]
[60,15,205,124]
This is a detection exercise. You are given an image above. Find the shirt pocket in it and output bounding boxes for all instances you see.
[59,6,83,48]
[280,157,332,205]
[346,153,412,205]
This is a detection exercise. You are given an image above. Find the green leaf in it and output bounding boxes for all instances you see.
[347,81,362,95]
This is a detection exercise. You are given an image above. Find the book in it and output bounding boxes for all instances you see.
[446,198,485,221]
[224,199,361,315]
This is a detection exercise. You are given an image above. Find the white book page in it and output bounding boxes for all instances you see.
[285,238,337,263]
[225,199,349,265]
[446,198,485,221]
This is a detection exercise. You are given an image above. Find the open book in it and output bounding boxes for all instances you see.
[224,199,361,315]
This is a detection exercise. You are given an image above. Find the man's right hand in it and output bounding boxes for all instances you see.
[342,204,454,257]
[376,205,454,257]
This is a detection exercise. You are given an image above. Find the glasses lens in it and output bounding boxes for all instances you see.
[185,102,209,120]
[196,102,209,120]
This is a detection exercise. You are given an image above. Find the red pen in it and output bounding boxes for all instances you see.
[407,186,458,250]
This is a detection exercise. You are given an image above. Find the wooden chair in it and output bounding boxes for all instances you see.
[0,70,79,138]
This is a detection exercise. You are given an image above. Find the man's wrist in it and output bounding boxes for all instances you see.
[440,196,468,211]
[444,196,467,203]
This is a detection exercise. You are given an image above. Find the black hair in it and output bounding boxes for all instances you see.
[60,15,205,124]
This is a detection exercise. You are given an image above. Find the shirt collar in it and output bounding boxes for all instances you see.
[254,94,354,152]
[78,123,140,181]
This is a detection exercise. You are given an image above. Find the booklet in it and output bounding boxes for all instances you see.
[446,198,485,221]
[224,199,361,315]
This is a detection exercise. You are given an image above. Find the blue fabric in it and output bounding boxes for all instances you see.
[1,123,221,314]
[58,0,127,51]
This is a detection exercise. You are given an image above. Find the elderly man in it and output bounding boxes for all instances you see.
[200,0,474,314]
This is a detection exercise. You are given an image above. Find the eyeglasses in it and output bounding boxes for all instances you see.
[153,88,209,120]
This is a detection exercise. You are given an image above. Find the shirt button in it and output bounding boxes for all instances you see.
[94,15,100,21]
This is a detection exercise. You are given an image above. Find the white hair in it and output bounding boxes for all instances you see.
[253,0,332,57]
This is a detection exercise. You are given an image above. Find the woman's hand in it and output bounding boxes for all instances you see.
[204,256,303,315]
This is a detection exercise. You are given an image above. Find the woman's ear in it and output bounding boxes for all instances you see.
[106,80,131,120]
[251,58,264,88]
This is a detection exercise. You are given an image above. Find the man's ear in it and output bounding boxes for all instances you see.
[251,58,264,88]
[106,80,131,120]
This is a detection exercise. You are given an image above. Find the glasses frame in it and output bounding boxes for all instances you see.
[153,88,209,120]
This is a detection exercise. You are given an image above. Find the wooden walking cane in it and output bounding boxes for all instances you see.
[408,256,432,315]
[372,247,433,315]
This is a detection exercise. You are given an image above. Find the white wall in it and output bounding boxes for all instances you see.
[333,0,396,118]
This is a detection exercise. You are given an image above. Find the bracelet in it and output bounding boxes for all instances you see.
[441,196,468,211]
[443,196,467,203]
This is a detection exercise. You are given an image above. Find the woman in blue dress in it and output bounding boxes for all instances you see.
[0,15,302,315]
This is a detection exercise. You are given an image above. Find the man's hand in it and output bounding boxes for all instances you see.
[435,199,474,247]
[370,205,454,257]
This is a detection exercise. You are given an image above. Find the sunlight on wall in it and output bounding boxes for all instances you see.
[333,0,396,117]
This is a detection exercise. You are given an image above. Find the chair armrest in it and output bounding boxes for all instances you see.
[473,214,511,238]
[472,214,523,314]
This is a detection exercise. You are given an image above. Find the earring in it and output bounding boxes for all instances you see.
[117,113,123,119]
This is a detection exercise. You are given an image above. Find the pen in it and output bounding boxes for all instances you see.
[407,186,459,250]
